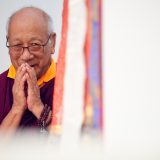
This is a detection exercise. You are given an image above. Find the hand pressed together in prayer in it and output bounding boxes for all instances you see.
[0,6,56,133]
[12,63,43,118]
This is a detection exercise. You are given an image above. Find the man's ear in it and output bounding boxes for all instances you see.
[50,32,56,54]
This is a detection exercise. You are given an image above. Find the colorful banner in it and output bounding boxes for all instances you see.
[51,0,103,135]
[83,0,103,133]
[51,0,68,134]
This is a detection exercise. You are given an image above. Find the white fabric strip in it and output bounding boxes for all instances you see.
[60,0,87,150]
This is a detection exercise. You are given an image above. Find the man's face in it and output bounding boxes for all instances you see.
[7,10,56,79]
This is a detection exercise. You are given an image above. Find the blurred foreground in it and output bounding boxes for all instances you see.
[0,129,105,160]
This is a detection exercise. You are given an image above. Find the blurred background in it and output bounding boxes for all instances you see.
[0,0,160,159]
[0,0,63,72]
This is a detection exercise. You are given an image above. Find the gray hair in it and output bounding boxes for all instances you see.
[6,6,54,36]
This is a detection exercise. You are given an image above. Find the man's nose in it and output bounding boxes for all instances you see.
[21,47,33,61]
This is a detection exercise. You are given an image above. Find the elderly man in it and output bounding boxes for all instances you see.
[0,6,56,132]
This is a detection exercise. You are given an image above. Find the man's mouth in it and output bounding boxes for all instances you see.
[30,64,37,68]
[20,63,37,68]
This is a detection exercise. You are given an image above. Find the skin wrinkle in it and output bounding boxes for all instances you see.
[7,7,56,79]
[6,6,53,37]
[0,7,56,132]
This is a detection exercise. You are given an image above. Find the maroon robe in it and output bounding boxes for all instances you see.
[0,69,54,129]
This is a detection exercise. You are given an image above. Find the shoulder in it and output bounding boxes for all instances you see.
[0,69,10,89]
[0,69,9,80]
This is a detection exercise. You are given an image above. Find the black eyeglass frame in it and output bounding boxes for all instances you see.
[6,34,51,54]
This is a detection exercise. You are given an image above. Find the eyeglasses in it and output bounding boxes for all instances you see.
[6,34,51,55]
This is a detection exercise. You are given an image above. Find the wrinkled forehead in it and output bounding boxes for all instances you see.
[8,8,49,36]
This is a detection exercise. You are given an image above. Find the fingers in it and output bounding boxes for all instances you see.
[16,63,37,87]
[12,64,28,109]
[25,64,41,112]
[14,64,27,89]
[25,64,38,93]
[13,63,39,111]
[15,64,26,80]
[25,64,37,82]
[25,64,39,94]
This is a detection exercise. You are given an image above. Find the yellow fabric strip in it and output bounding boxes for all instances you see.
[7,59,56,87]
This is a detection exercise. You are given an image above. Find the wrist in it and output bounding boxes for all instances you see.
[37,104,52,131]
[29,102,44,119]
[11,106,25,115]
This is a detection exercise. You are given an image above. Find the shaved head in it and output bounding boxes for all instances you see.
[6,6,53,36]
[6,6,56,79]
